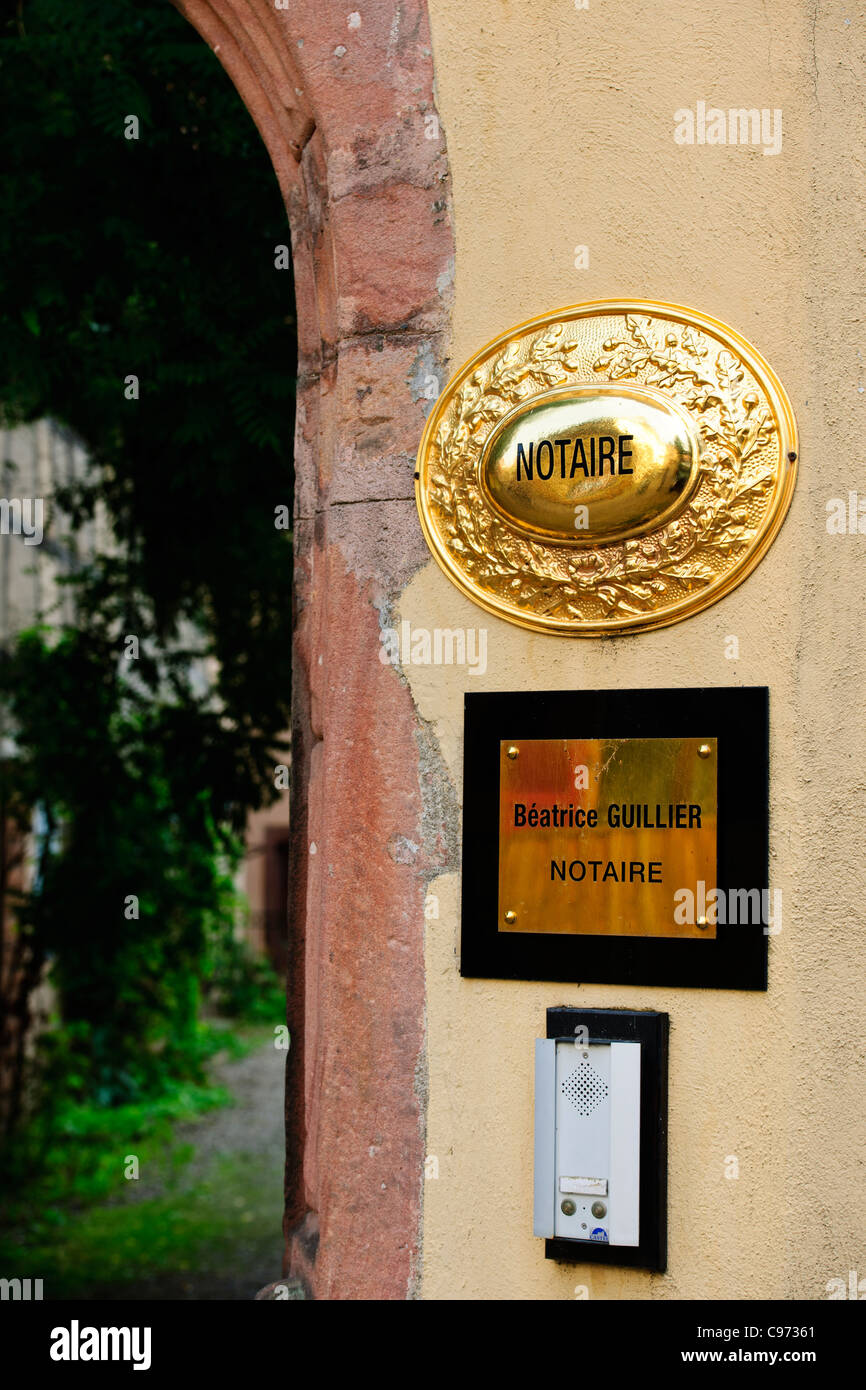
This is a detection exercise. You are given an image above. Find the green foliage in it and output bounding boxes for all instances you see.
[0,0,295,1118]
[205,927,287,1023]
[0,1060,231,1225]
[0,1151,283,1299]
[0,1025,277,1299]
[0,0,294,820]
[0,626,247,1101]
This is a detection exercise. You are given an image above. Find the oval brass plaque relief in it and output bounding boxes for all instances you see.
[480,384,701,545]
[415,299,797,635]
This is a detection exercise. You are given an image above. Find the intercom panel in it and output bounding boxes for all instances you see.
[534,1008,668,1271]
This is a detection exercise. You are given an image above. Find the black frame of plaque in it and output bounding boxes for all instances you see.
[543,1008,668,1272]
[461,687,769,990]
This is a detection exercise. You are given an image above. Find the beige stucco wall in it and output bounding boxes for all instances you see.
[409,0,865,1298]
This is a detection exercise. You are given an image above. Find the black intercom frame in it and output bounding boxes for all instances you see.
[543,1007,668,1272]
[461,686,770,990]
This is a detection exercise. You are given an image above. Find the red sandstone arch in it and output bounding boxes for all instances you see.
[173,0,454,1299]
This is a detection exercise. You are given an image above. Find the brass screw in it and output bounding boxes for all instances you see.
[504,909,517,925]
[506,745,519,760]
[698,743,711,758]
[697,915,708,929]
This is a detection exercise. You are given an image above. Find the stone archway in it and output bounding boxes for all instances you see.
[173,0,454,1299]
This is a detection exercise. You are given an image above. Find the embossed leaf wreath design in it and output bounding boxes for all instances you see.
[429,316,778,620]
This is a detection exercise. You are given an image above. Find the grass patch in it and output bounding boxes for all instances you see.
[0,1022,276,1294]
[2,1151,282,1298]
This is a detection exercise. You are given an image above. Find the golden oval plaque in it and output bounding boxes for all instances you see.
[480,384,702,545]
[415,299,798,635]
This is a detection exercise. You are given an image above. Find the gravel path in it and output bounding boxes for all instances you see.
[172,1036,287,1192]
[100,1031,291,1301]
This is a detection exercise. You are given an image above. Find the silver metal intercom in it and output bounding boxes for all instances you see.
[534,1037,640,1245]
[534,1008,668,1271]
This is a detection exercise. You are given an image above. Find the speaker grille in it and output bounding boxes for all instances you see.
[561,1061,609,1115]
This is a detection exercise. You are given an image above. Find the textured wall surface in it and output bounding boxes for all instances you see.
[415,0,866,1298]
[176,0,866,1299]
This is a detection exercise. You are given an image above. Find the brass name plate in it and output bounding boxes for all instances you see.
[415,299,797,635]
[498,736,717,938]
[480,384,702,545]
